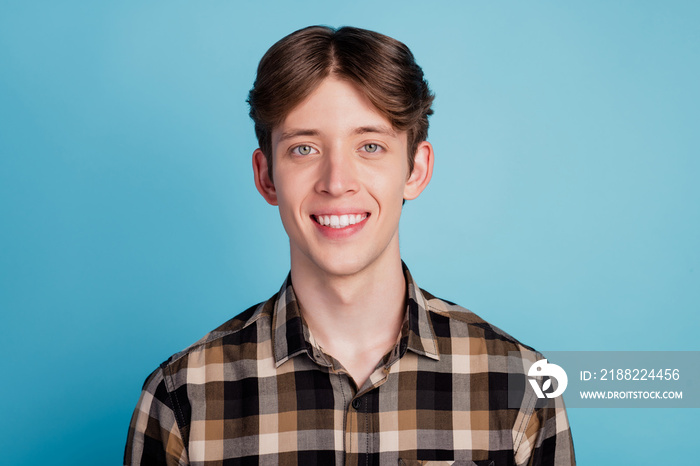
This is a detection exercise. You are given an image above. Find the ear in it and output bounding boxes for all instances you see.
[403,141,434,200]
[252,148,278,206]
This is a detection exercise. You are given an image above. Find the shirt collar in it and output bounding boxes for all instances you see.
[402,263,440,361]
[271,262,440,367]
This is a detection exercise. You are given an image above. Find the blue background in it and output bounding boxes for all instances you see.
[1,1,698,464]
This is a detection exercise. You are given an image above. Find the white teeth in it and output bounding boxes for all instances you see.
[315,213,368,228]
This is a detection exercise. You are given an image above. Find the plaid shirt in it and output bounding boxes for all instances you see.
[125,264,575,465]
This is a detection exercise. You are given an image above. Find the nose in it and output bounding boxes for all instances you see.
[315,148,360,196]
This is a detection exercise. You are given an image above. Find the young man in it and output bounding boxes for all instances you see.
[125,26,575,465]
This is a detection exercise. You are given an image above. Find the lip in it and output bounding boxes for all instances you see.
[311,207,370,215]
[310,212,370,239]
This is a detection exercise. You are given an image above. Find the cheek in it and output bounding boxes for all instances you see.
[367,182,408,218]
[273,175,310,221]
[361,159,408,189]
[381,168,410,198]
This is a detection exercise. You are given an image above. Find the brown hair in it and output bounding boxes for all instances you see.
[248,25,435,180]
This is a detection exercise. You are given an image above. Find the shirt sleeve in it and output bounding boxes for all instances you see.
[514,394,576,466]
[124,367,189,466]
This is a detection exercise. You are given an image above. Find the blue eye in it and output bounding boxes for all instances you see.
[293,145,314,156]
[364,143,380,153]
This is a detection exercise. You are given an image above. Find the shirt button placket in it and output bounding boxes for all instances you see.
[351,398,361,410]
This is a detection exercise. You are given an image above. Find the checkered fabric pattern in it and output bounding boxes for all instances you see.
[125,264,575,465]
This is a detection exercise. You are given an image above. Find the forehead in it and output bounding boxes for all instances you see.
[272,77,402,145]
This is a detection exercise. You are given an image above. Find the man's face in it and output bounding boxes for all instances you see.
[253,77,432,279]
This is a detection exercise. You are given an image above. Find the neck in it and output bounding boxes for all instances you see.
[289,242,406,386]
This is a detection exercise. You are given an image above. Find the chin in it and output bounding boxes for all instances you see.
[312,253,374,278]
[318,261,366,278]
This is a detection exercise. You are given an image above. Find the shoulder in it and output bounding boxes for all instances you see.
[158,292,278,377]
[420,288,540,359]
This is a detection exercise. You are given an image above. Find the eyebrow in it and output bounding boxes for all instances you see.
[277,129,321,143]
[353,125,397,138]
[277,125,398,143]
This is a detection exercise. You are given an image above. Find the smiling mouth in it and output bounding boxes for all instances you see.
[312,213,369,229]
